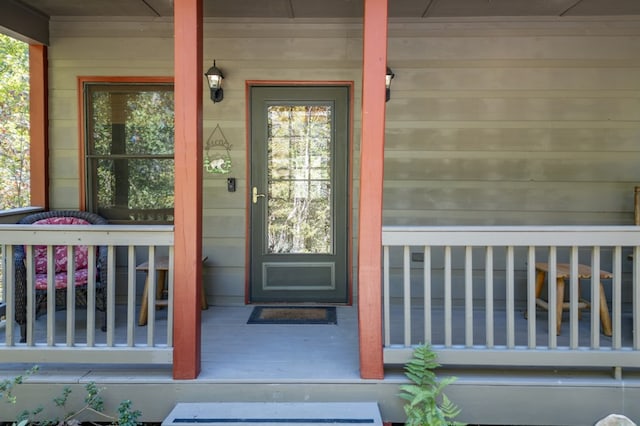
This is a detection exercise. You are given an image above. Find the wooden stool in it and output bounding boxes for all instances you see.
[534,262,612,336]
[138,256,209,326]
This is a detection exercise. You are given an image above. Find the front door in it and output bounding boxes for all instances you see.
[249,85,349,303]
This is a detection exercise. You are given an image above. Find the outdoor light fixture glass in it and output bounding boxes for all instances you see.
[385,66,395,102]
[204,60,224,103]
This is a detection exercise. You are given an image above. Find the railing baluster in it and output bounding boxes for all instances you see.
[591,246,601,349]
[485,246,494,348]
[612,246,622,350]
[46,245,56,346]
[465,246,473,347]
[147,246,156,346]
[569,247,579,349]
[127,246,136,346]
[106,245,116,347]
[506,246,514,349]
[66,245,76,346]
[527,246,536,349]
[167,246,175,346]
[25,245,34,346]
[548,246,557,349]
[86,245,96,347]
[444,246,452,347]
[383,245,390,346]
[423,246,431,344]
[403,245,411,347]
[4,244,16,345]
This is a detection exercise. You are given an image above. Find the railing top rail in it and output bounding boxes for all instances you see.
[0,224,174,246]
[0,207,44,224]
[382,225,640,246]
[0,207,44,218]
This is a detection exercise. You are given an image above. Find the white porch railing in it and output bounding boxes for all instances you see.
[0,223,174,365]
[382,226,640,375]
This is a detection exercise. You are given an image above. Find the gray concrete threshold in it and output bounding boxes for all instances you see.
[162,402,383,426]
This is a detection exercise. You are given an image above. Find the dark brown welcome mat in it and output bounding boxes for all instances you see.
[248,306,337,325]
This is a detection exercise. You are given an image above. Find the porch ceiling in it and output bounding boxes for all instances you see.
[14,0,640,19]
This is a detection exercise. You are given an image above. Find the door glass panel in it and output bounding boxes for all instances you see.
[266,104,333,254]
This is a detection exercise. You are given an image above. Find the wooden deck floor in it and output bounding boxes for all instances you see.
[0,305,362,381]
[199,305,360,380]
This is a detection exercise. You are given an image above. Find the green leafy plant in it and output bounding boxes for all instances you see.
[399,344,464,426]
[1,366,141,426]
[1,366,39,405]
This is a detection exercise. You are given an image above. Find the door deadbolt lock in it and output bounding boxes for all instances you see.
[252,187,265,204]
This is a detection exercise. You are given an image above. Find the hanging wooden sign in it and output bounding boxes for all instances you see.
[204,124,232,175]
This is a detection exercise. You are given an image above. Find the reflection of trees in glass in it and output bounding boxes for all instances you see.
[86,84,174,222]
[0,34,29,209]
[267,105,332,254]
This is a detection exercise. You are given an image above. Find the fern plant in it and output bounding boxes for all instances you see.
[399,344,465,426]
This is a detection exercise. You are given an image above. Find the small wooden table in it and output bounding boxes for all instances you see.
[534,262,612,336]
[137,256,209,326]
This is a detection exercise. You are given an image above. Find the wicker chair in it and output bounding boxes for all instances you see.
[14,210,108,342]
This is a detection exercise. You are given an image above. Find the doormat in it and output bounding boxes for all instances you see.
[247,306,337,325]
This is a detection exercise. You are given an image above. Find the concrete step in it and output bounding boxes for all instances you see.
[162,402,383,426]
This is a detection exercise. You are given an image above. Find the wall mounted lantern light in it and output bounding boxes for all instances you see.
[385,66,395,102]
[204,60,224,103]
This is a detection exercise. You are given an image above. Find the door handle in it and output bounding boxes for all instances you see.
[252,187,266,204]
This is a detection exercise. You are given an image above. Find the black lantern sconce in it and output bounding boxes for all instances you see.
[204,60,224,103]
[385,66,395,102]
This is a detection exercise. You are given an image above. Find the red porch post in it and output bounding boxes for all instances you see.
[358,0,388,379]
[29,44,48,209]
[173,0,203,379]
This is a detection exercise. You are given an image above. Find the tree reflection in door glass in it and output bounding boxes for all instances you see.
[266,105,333,254]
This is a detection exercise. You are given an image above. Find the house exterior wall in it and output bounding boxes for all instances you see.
[45,16,640,305]
[384,18,640,227]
